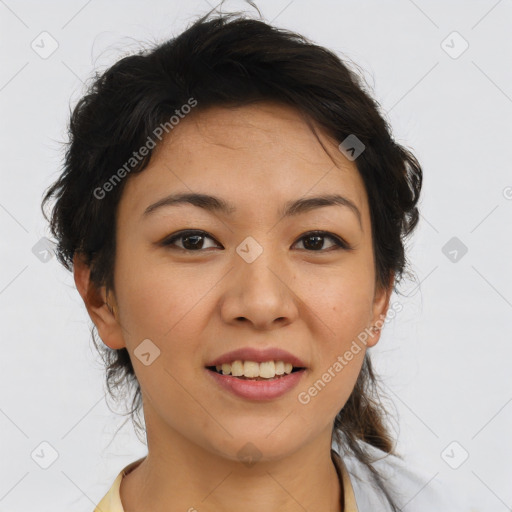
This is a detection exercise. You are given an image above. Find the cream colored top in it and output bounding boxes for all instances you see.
[93,450,358,511]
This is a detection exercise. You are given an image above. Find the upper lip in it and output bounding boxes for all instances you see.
[206,347,307,368]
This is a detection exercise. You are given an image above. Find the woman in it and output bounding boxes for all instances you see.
[41,7,462,512]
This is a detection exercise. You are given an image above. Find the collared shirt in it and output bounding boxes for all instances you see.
[93,450,358,511]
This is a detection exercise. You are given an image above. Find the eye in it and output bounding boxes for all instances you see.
[161,230,222,251]
[161,229,352,252]
[292,231,352,252]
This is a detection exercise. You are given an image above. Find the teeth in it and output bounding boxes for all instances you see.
[231,360,244,376]
[212,360,298,379]
[244,361,260,378]
[259,361,275,378]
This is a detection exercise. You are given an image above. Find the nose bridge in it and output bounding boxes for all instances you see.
[237,235,286,300]
[221,235,297,329]
[240,243,281,291]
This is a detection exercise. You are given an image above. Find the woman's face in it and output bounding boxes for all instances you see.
[91,101,391,462]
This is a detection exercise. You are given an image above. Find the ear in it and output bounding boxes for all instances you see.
[366,272,394,348]
[73,252,126,350]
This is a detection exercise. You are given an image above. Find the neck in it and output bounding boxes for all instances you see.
[120,411,342,512]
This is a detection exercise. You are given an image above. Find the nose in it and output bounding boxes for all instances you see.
[219,246,299,331]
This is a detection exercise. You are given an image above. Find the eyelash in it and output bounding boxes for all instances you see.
[161,230,353,253]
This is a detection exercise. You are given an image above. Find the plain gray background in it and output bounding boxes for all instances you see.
[1,0,511,510]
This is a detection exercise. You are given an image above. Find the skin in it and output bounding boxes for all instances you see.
[74,101,393,512]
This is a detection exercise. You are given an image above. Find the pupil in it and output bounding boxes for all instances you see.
[304,235,323,250]
[183,235,203,250]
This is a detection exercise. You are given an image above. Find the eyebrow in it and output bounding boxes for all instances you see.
[142,192,362,229]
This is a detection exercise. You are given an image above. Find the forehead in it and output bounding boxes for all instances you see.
[118,101,370,226]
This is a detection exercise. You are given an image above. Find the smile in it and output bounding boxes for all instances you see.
[205,362,307,400]
[206,360,305,380]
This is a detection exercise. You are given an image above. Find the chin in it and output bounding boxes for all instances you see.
[200,424,310,464]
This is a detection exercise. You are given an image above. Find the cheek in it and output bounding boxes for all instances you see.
[115,249,213,340]
[113,260,211,418]
[296,343,366,428]
[114,256,219,404]
[301,265,374,339]
[294,271,372,416]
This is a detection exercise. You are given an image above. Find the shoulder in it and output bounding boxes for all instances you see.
[93,457,145,512]
[332,441,467,512]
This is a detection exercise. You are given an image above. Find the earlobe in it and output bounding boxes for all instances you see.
[72,252,126,350]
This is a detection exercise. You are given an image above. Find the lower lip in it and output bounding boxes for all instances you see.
[205,368,306,401]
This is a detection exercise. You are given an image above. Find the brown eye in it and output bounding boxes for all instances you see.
[162,230,222,251]
[293,231,351,251]
[161,230,352,253]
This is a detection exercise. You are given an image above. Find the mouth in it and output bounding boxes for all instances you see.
[205,361,306,381]
[204,361,307,400]
[204,348,308,400]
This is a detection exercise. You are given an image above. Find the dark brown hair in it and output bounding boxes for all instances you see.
[41,7,422,508]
